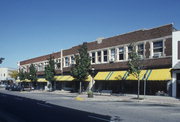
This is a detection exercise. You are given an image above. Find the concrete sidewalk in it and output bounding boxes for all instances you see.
[74,92,180,105]
[28,90,180,105]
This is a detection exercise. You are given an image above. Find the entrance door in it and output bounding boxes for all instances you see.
[176,73,180,98]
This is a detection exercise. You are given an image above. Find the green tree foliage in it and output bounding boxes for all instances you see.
[0,57,4,64]
[128,43,142,99]
[44,55,55,91]
[18,69,25,81]
[9,70,18,80]
[29,64,37,82]
[71,42,91,93]
[28,64,37,89]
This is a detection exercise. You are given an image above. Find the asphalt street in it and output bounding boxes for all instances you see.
[1,90,180,122]
[0,93,110,122]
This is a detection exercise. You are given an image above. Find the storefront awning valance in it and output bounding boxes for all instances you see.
[147,68,171,81]
[94,68,171,81]
[55,75,91,82]
[37,78,47,82]
[94,71,127,81]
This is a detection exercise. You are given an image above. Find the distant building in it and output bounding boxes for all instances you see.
[0,68,17,83]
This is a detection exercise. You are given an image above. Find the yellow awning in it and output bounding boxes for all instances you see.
[16,80,21,82]
[109,71,127,80]
[54,76,63,81]
[22,79,31,82]
[94,71,128,81]
[55,75,74,81]
[94,72,111,80]
[37,78,47,82]
[126,70,149,80]
[147,68,171,81]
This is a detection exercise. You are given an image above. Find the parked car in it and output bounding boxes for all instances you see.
[5,84,22,91]
[0,84,6,88]
[11,84,23,91]
[5,85,11,90]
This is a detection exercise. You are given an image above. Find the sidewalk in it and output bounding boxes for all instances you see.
[74,92,180,105]
[29,90,180,105]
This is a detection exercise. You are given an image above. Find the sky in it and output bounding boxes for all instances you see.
[0,0,180,69]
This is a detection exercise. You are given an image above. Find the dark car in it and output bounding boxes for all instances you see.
[11,84,23,91]
[6,84,22,91]
[5,85,11,90]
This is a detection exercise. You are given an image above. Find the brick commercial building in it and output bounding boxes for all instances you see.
[19,24,180,97]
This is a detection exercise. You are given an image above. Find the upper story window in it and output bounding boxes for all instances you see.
[119,47,124,60]
[110,48,116,61]
[71,56,75,64]
[137,43,144,58]
[65,57,70,67]
[91,52,96,64]
[103,50,108,62]
[128,46,133,59]
[97,51,101,63]
[153,40,163,58]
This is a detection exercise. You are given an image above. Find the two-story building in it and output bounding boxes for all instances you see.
[19,24,177,95]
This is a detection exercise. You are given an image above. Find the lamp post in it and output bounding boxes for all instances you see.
[91,68,95,91]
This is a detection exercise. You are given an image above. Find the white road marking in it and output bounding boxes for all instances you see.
[37,103,52,108]
[88,115,110,122]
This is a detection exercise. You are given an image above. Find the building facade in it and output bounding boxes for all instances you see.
[0,68,16,83]
[19,24,176,95]
[172,30,180,97]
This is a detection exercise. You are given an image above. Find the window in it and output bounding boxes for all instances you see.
[71,56,75,64]
[137,43,144,58]
[103,50,108,62]
[153,40,163,58]
[110,48,116,61]
[97,51,101,63]
[119,47,124,60]
[65,57,70,67]
[91,52,96,63]
[128,46,133,59]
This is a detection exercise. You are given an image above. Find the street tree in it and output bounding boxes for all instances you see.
[44,55,55,91]
[29,64,37,89]
[71,42,91,93]
[18,69,25,81]
[9,70,18,80]
[0,57,5,64]
[127,43,142,99]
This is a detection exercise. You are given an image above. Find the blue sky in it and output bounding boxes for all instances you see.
[0,0,180,68]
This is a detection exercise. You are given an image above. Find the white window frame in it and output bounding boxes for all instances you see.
[118,47,125,61]
[64,57,70,67]
[151,40,164,58]
[103,49,108,63]
[137,43,145,59]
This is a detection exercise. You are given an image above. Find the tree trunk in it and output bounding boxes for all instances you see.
[79,81,82,94]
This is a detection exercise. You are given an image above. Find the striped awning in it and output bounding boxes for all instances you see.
[37,78,47,82]
[55,75,91,82]
[126,70,151,80]
[147,68,171,81]
[94,71,128,81]
[94,68,171,81]
[22,79,31,82]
